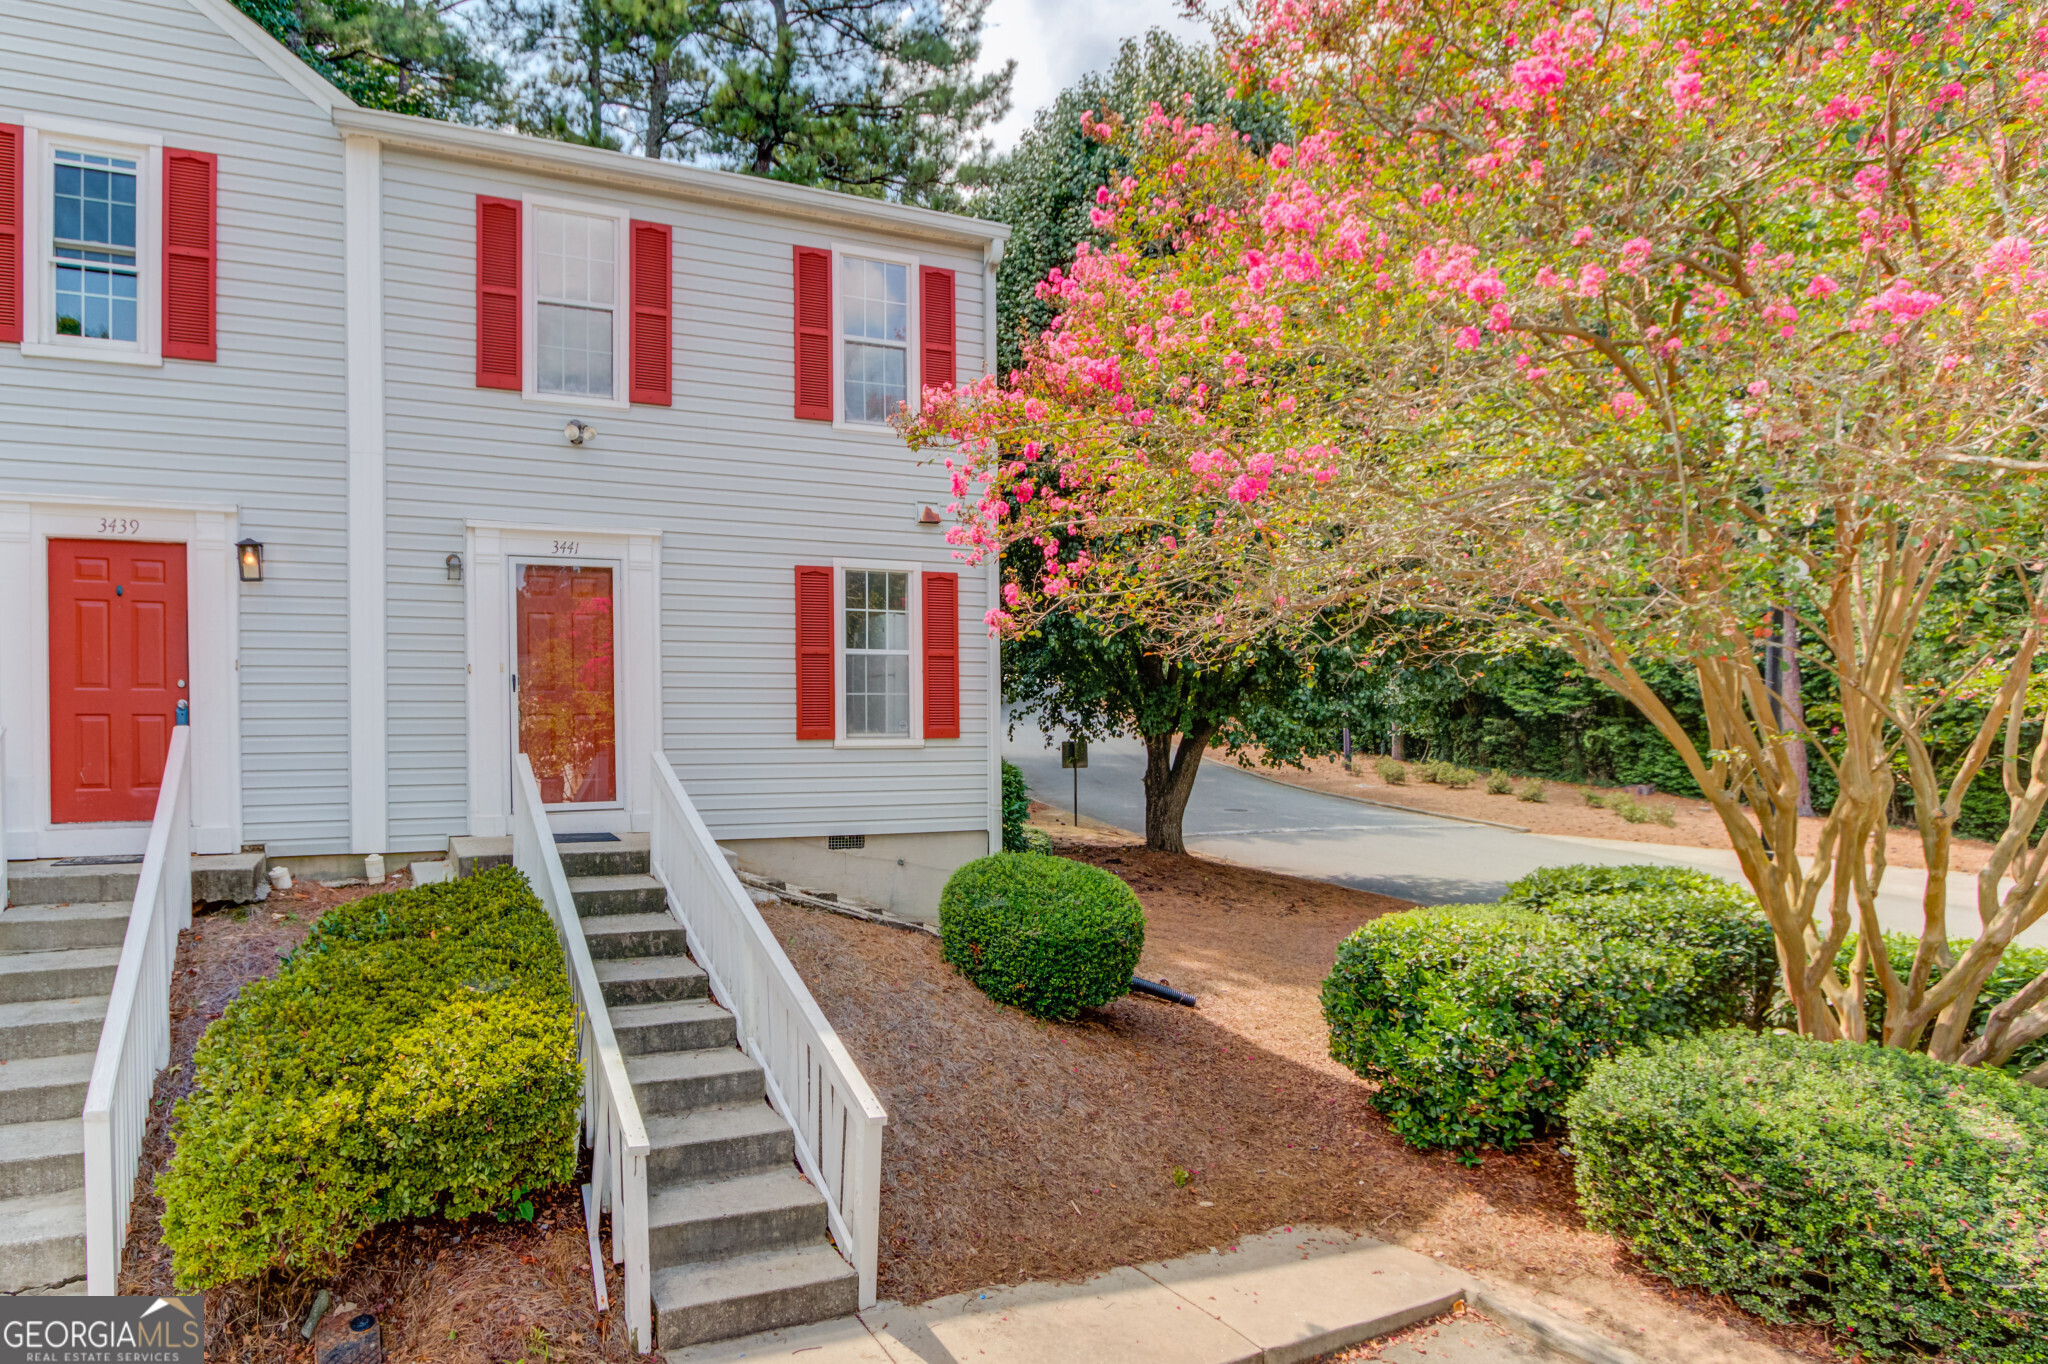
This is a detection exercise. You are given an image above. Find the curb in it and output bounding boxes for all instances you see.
[1460,1280,1651,1364]
[1225,763,1534,834]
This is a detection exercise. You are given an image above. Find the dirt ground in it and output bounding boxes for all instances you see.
[1239,750,2003,876]
[762,837,1833,1364]
[118,877,632,1364]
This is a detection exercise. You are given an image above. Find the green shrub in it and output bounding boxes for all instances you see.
[1322,906,1696,1150]
[940,853,1145,1021]
[1485,770,1515,795]
[1000,759,1033,852]
[1568,1031,2048,1361]
[1583,789,1607,808]
[159,867,580,1288]
[1415,760,1444,784]
[1504,863,1729,906]
[1440,766,1477,789]
[1516,780,1547,802]
[1375,757,1407,785]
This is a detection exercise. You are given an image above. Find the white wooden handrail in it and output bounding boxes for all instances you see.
[1,726,9,910]
[82,724,191,1294]
[512,754,653,1350]
[647,751,887,1308]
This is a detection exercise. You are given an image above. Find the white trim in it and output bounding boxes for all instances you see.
[830,242,922,432]
[0,494,243,858]
[983,247,1002,851]
[466,522,661,837]
[181,0,354,113]
[831,559,924,750]
[344,135,388,854]
[523,193,632,410]
[14,121,162,365]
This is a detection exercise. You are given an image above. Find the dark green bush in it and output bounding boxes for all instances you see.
[1568,1031,2048,1361]
[940,853,1144,1021]
[1504,865,1779,1029]
[1323,906,1695,1150]
[159,867,581,1288]
[1000,760,1033,853]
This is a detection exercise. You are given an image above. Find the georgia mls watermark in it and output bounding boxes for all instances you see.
[0,1296,203,1364]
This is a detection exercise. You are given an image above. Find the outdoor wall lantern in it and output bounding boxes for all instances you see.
[236,539,264,583]
[445,552,464,584]
[564,419,594,446]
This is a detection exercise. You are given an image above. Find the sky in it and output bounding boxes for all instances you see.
[974,0,1210,150]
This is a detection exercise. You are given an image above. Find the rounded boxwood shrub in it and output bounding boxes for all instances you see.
[939,853,1144,1021]
[1323,905,1696,1150]
[1568,1031,2048,1361]
[158,866,581,1288]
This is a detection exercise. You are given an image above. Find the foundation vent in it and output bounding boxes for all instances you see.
[827,834,866,851]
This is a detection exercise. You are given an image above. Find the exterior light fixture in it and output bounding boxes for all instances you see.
[235,539,264,583]
[445,552,464,583]
[564,419,594,446]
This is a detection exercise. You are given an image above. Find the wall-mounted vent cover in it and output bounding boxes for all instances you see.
[828,834,866,851]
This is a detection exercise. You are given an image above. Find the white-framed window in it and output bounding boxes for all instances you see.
[17,118,162,365]
[835,561,923,746]
[525,196,629,407]
[833,246,919,427]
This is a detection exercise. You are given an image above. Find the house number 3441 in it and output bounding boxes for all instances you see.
[100,517,141,535]
[552,540,579,556]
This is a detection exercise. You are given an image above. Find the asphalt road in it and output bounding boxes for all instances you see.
[1005,724,2048,945]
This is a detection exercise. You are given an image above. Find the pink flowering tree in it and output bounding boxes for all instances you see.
[904,0,2048,1070]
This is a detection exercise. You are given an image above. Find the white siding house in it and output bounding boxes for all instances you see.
[0,0,1007,917]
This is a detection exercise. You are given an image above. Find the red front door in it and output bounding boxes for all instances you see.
[516,563,617,805]
[49,540,189,823]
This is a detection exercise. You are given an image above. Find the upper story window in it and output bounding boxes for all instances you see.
[52,150,140,343]
[844,568,911,737]
[534,206,618,399]
[840,256,909,424]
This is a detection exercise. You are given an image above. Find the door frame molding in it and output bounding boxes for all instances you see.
[0,493,243,858]
[464,521,661,838]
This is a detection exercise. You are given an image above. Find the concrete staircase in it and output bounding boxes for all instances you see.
[459,835,859,1349]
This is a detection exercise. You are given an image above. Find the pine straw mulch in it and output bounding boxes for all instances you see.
[117,878,634,1364]
[760,838,1835,1364]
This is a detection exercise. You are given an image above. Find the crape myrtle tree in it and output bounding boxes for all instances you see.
[904,0,2048,1074]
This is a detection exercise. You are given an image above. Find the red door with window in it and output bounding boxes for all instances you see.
[49,540,189,823]
[516,564,617,805]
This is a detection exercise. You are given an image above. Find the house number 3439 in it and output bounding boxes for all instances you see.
[552,540,579,555]
[100,517,141,535]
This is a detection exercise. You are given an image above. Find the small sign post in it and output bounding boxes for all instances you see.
[1060,738,1089,827]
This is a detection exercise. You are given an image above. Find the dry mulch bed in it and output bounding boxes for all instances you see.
[763,837,1833,1364]
[117,878,632,1364]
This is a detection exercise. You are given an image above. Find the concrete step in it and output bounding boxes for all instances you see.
[582,914,689,961]
[569,873,667,918]
[596,956,709,1007]
[612,1000,735,1057]
[449,833,651,880]
[4,852,262,906]
[0,947,120,1005]
[0,902,130,953]
[652,1243,860,1350]
[0,996,111,1061]
[0,1119,86,1199]
[646,1104,796,1186]
[0,1052,93,1125]
[449,835,513,878]
[0,1188,86,1295]
[627,1049,764,1116]
[648,1168,830,1269]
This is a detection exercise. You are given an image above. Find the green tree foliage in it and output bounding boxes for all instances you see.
[231,0,507,119]
[494,0,1011,202]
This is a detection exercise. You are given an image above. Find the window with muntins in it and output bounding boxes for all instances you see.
[52,149,138,342]
[535,207,616,398]
[844,569,911,736]
[841,256,908,423]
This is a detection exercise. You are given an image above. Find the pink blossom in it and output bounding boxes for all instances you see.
[1974,235,2034,282]
[2028,310,2048,326]
[1511,55,1566,93]
[1928,81,1967,109]
[1488,303,1513,332]
[1852,163,1890,199]
[1806,274,1841,298]
[1454,326,1482,349]
[1465,269,1505,304]
[1576,263,1608,296]
[1227,472,1269,503]
[1094,185,1112,205]
[1002,582,1022,606]
[1866,280,1942,320]
[1535,265,1565,289]
[1746,379,1770,397]
[1610,389,1647,418]
[1571,226,1594,247]
[1817,94,1874,125]
[1665,63,1712,113]
[1619,237,1653,274]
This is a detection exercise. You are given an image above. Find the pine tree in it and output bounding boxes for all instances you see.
[232,0,506,121]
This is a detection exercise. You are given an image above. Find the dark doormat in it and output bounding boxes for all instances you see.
[553,832,620,844]
[53,854,147,866]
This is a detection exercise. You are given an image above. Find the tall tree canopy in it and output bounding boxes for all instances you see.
[232,0,507,119]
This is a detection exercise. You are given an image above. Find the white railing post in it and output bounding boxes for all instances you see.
[1,726,9,909]
[645,750,888,1308]
[512,755,653,1352]
[82,725,191,1295]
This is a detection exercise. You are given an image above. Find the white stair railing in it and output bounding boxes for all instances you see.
[82,724,192,1294]
[513,755,653,1350]
[1,726,9,909]
[648,751,887,1308]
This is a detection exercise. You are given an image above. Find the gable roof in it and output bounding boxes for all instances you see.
[182,0,355,113]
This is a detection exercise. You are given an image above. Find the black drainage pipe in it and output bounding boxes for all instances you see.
[1130,975,1197,1008]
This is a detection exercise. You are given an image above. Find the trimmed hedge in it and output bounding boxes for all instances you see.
[940,853,1144,1021]
[1568,1031,2048,1361]
[159,867,581,1288]
[1323,905,1695,1150]
[1000,760,1033,853]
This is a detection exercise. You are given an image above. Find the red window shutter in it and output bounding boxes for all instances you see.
[922,571,960,740]
[0,124,21,344]
[919,265,956,398]
[162,148,217,361]
[629,219,672,405]
[792,245,833,420]
[795,565,836,740]
[475,196,521,390]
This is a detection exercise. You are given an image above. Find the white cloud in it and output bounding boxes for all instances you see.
[975,0,1211,151]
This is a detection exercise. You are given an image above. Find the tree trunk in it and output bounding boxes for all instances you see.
[1141,724,1215,853]
[1780,610,1814,817]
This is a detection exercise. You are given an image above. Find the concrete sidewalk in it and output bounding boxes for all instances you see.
[666,1229,1645,1364]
